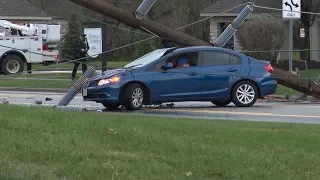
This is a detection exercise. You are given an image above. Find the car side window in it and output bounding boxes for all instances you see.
[154,52,200,71]
[201,51,241,66]
[230,54,241,64]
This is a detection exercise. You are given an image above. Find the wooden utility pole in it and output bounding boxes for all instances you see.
[68,0,320,99]
[69,0,211,47]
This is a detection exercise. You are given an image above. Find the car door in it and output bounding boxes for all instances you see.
[151,51,201,102]
[199,50,241,99]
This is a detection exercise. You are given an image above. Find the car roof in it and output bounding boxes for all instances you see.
[168,46,244,56]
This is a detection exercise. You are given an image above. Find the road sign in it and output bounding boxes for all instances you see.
[282,0,301,19]
[84,28,102,58]
[300,28,305,38]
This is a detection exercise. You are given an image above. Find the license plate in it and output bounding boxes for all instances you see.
[82,88,88,96]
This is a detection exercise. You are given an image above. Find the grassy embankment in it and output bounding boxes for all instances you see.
[1,104,320,179]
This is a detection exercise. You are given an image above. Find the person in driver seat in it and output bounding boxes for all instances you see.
[176,55,190,68]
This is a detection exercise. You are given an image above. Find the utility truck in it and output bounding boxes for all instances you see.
[0,20,61,75]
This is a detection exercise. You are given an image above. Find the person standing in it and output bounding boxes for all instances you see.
[71,33,89,80]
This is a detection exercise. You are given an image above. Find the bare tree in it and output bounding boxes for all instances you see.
[237,19,285,64]
[296,0,320,60]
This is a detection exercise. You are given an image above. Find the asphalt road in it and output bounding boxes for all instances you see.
[1,91,320,124]
[31,70,102,74]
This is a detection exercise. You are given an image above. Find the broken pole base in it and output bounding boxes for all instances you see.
[57,66,97,106]
[272,68,320,99]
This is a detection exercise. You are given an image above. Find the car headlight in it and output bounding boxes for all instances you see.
[98,76,120,86]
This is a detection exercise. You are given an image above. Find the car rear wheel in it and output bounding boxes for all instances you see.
[211,100,231,107]
[102,103,120,110]
[122,83,144,110]
[232,81,258,107]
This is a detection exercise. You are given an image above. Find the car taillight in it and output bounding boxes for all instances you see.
[264,64,273,73]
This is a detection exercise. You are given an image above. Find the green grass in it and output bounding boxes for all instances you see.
[1,104,320,179]
[30,61,130,70]
[293,51,300,60]
[0,73,74,89]
[0,79,73,89]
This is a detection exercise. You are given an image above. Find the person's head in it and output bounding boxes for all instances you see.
[79,33,86,41]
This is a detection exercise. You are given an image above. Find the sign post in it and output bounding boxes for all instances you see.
[300,28,305,38]
[84,28,103,58]
[282,0,301,93]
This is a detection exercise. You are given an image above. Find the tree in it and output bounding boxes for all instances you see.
[295,0,320,60]
[60,14,83,61]
[237,19,285,64]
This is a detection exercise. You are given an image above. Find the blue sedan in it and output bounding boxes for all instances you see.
[82,46,277,110]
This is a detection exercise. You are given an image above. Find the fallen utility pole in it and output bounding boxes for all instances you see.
[69,0,210,46]
[69,0,320,99]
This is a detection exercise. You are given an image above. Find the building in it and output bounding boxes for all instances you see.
[200,0,320,62]
[0,0,51,21]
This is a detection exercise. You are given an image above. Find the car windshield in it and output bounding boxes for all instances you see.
[124,48,173,68]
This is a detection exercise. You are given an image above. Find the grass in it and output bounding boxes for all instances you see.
[1,105,320,179]
[30,61,130,70]
[0,73,74,89]
[293,51,300,60]
[0,79,73,89]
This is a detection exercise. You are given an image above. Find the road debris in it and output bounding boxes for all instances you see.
[34,100,43,105]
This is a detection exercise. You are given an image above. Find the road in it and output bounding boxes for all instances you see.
[31,70,103,74]
[1,91,320,124]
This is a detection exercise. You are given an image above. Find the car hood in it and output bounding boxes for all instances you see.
[90,68,131,81]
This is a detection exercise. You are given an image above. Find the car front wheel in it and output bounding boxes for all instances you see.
[122,83,144,110]
[232,81,258,107]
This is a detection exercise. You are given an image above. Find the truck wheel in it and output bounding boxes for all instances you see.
[0,55,24,75]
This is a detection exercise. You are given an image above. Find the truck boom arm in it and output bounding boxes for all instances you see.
[0,20,36,36]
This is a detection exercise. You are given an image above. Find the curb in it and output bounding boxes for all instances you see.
[0,87,307,99]
[0,87,69,93]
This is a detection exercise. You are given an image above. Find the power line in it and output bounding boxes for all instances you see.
[176,2,251,30]
[76,14,152,36]
[2,2,320,78]
[0,2,267,77]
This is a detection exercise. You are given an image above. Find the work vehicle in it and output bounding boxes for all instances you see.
[82,46,277,110]
[0,20,60,75]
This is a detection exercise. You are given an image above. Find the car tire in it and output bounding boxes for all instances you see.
[122,83,144,110]
[0,55,24,75]
[232,81,258,107]
[211,100,231,107]
[102,103,120,110]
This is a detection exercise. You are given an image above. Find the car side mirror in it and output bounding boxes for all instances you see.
[161,62,173,70]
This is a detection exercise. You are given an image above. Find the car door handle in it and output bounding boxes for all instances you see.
[188,72,197,76]
[227,68,238,72]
